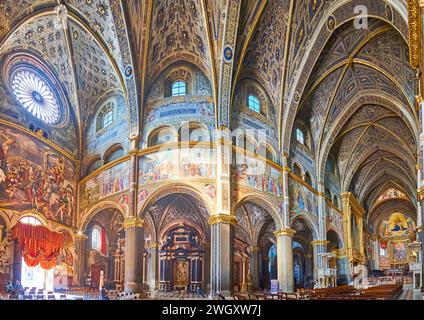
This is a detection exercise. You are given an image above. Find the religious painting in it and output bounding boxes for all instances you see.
[139,147,216,186]
[102,162,129,197]
[379,213,415,238]
[377,188,406,202]
[289,179,318,217]
[139,149,176,185]
[203,184,216,200]
[174,261,189,286]
[327,208,343,231]
[232,156,283,197]
[0,127,76,226]
[81,161,130,207]
[392,241,408,264]
[179,148,215,178]
[351,215,360,251]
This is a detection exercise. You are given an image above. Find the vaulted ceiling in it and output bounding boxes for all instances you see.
[0,0,417,227]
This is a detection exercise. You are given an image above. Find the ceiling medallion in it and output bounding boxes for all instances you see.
[11,70,61,124]
[223,46,233,62]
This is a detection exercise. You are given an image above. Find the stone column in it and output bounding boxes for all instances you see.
[123,217,144,293]
[147,243,158,291]
[275,228,296,293]
[336,253,351,285]
[209,215,236,297]
[249,246,260,290]
[74,232,87,286]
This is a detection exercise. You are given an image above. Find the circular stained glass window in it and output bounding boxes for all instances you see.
[11,70,61,124]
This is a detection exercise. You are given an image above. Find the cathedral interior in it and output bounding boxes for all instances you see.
[0,0,424,301]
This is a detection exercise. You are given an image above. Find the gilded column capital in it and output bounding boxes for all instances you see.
[208,214,238,226]
[146,242,159,249]
[274,228,296,238]
[75,232,88,240]
[249,246,261,253]
[310,240,329,246]
[123,217,144,229]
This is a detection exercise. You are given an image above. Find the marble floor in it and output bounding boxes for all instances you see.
[397,284,423,300]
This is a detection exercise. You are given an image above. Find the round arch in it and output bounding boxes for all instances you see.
[79,200,127,233]
[233,194,283,230]
[291,214,319,241]
[138,183,214,219]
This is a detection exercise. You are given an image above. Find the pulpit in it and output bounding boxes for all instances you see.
[315,252,337,288]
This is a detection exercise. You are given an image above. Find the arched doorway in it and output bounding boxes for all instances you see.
[83,208,124,290]
[18,216,54,291]
[234,200,278,292]
[292,217,315,288]
[142,193,210,293]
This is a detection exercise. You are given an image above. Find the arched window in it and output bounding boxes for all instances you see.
[103,110,113,128]
[148,127,176,146]
[248,95,261,113]
[172,80,187,97]
[293,163,302,177]
[104,146,124,164]
[304,171,313,186]
[296,128,305,145]
[325,188,332,200]
[91,225,102,252]
[96,101,115,131]
[333,195,339,207]
[20,216,42,226]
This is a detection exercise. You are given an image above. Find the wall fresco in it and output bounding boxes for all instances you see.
[81,161,130,208]
[0,126,76,226]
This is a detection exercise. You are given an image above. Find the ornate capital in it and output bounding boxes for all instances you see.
[249,245,261,253]
[208,214,238,226]
[123,217,144,229]
[75,231,88,240]
[310,240,329,246]
[274,228,296,238]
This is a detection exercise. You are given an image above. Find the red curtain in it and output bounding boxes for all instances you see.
[12,222,64,270]
[101,227,107,255]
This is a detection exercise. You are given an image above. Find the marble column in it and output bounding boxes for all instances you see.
[275,228,296,293]
[147,243,158,291]
[74,233,87,286]
[209,215,235,297]
[249,246,260,290]
[336,255,351,285]
[124,217,144,293]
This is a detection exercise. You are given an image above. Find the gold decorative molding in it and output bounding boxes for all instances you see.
[123,217,144,229]
[274,228,296,238]
[407,0,422,68]
[208,214,238,226]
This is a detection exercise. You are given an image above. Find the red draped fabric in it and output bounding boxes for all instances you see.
[101,227,107,255]
[12,222,64,270]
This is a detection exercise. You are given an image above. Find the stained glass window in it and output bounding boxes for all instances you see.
[172,80,186,96]
[248,95,261,113]
[11,70,61,124]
